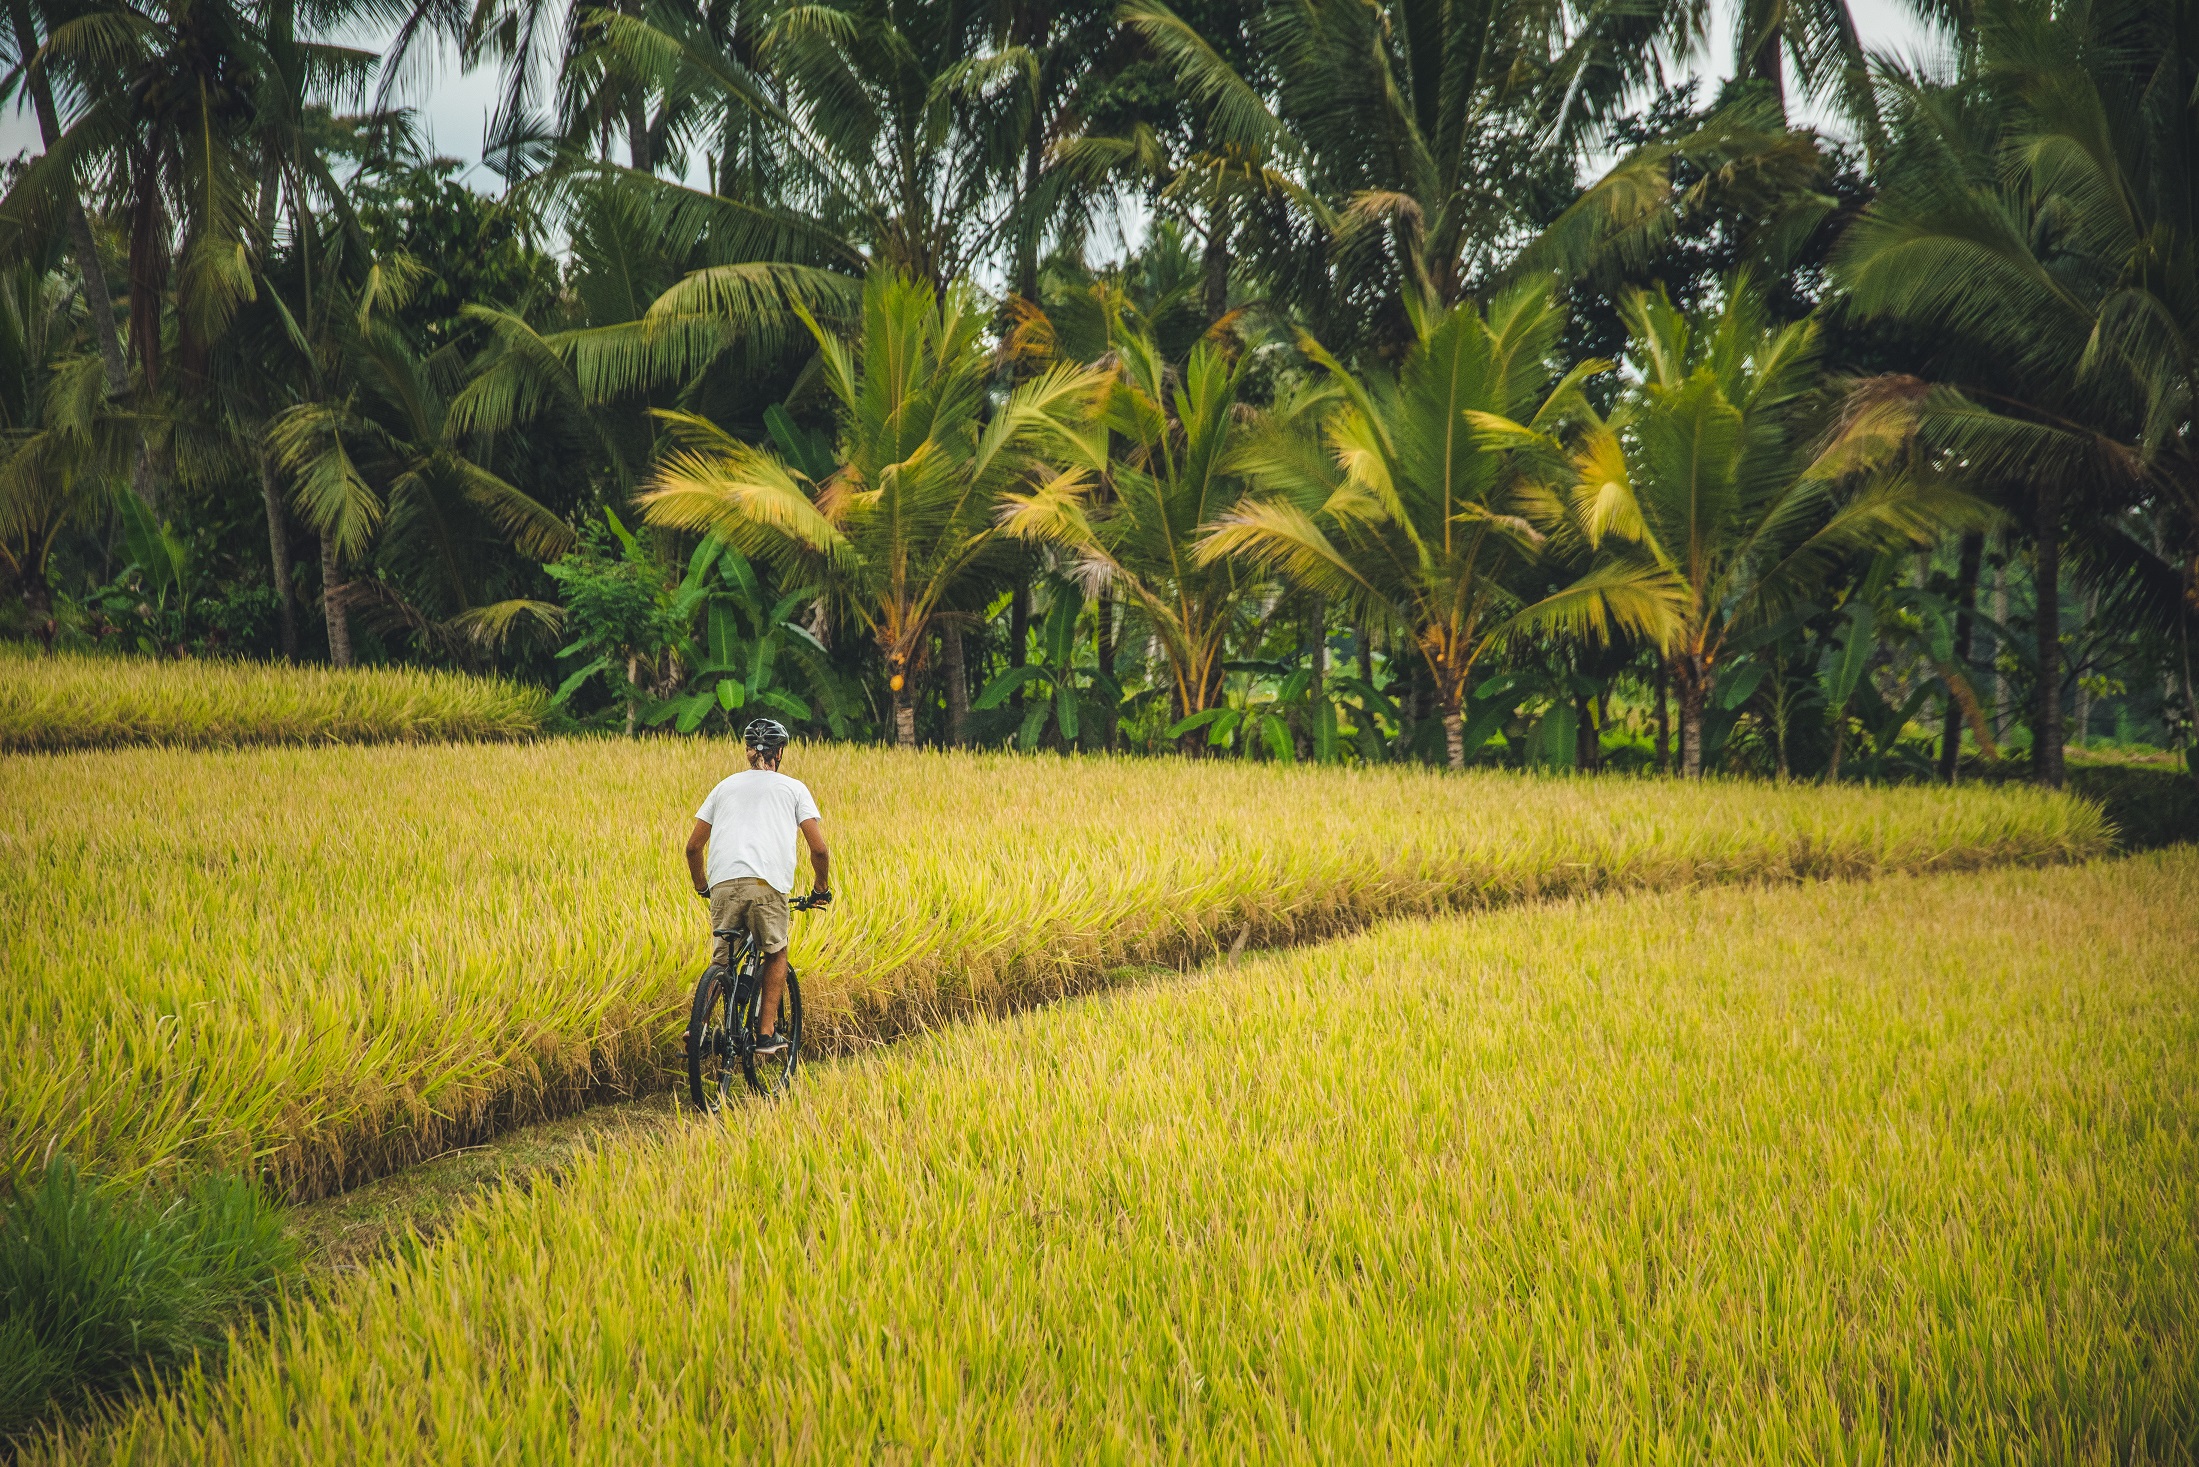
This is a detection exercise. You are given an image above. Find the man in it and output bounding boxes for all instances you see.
[684,718,831,1056]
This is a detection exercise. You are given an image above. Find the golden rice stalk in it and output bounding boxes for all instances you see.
[30,852,2197,1463]
[0,649,550,752]
[1,740,2109,1201]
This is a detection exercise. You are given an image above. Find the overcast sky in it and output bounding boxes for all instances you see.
[4,0,1946,216]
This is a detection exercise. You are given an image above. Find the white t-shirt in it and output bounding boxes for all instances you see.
[694,770,823,893]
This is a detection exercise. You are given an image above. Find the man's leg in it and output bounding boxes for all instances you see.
[757,948,789,1038]
[745,882,792,1047]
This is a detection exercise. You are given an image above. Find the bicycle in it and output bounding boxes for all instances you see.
[685,892,828,1109]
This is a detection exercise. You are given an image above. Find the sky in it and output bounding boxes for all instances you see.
[3,0,1946,220]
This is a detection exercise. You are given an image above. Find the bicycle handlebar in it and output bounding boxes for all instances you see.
[791,891,833,912]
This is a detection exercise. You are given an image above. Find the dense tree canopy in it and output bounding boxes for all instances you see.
[1,0,2192,786]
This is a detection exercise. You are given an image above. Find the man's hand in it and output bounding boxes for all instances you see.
[686,818,712,899]
[807,888,833,909]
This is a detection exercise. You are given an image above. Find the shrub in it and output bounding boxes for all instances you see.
[0,1160,294,1443]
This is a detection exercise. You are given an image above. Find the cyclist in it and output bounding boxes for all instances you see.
[684,718,830,1057]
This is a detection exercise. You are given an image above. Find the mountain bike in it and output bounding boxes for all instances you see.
[685,892,827,1109]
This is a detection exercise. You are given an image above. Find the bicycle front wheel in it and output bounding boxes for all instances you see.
[739,970,802,1097]
[684,965,737,1111]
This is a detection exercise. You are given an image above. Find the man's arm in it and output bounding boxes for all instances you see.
[800,817,830,899]
[685,819,712,896]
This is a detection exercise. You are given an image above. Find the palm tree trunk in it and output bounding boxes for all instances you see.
[940,620,969,747]
[1989,549,2010,737]
[259,452,297,660]
[1744,0,1788,118]
[10,553,55,646]
[1655,658,1671,774]
[1096,589,1117,752]
[1773,683,1791,781]
[1674,656,1706,779]
[1008,581,1030,713]
[1013,125,1045,304]
[320,532,352,667]
[1407,656,1432,759]
[1937,530,1983,782]
[2033,480,2065,788]
[67,204,127,395]
[8,0,128,402]
[1307,597,1326,762]
[2071,587,2098,748]
[893,681,916,747]
[1202,195,1233,324]
[2179,591,2199,793]
[1442,707,1465,769]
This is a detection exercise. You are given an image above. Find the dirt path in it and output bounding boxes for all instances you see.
[286,1093,686,1273]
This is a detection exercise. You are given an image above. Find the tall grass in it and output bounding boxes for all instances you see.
[2,740,2107,1201]
[1,1161,294,1444]
[0,648,551,752]
[36,854,2198,1464]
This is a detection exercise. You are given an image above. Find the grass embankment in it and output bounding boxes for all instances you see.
[2,742,2106,1201]
[0,649,551,752]
[40,854,2199,1464]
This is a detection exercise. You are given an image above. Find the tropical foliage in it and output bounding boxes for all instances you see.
[0,0,2190,786]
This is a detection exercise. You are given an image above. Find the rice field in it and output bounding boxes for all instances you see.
[0,649,551,752]
[39,853,2198,1464]
[1,742,2106,1201]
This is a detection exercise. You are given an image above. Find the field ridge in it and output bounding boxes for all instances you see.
[0,650,551,752]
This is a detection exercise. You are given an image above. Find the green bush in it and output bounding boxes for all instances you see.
[2068,764,2199,850]
[0,1160,294,1442]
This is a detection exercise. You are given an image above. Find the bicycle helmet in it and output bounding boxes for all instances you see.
[742,718,791,755]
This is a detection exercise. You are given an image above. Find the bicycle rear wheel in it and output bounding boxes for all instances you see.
[738,969,802,1097]
[684,964,739,1111]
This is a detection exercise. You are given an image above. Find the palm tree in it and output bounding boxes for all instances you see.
[267,251,577,664]
[1121,0,1687,340]
[1831,0,2199,787]
[1201,278,1681,768]
[0,262,128,634]
[995,305,1268,739]
[444,172,855,495]
[579,0,1010,289]
[639,268,1104,745]
[2,0,129,401]
[1726,0,1878,140]
[0,0,384,525]
[1479,277,1986,776]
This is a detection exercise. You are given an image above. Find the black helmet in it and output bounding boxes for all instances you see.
[742,718,791,754]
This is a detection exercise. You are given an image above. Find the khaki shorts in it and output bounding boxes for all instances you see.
[709,878,790,965]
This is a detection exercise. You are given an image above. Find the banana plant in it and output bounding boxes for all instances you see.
[644,539,848,737]
[972,580,1121,751]
[1198,651,1355,764]
[1165,668,1303,761]
[1324,672,1401,762]
[1819,554,1999,780]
